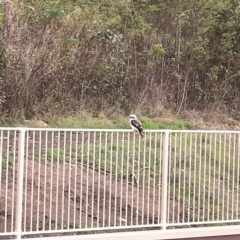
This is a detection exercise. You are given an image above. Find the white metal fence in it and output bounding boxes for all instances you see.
[0,128,240,239]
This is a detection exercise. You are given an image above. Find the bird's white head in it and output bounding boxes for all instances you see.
[128,114,137,120]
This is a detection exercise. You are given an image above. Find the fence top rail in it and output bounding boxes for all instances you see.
[170,129,240,134]
[0,127,165,132]
[0,127,239,134]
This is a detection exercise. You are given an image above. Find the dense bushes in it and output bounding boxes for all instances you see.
[1,0,240,120]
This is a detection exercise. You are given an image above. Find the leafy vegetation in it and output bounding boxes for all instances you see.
[0,0,240,122]
[1,0,240,230]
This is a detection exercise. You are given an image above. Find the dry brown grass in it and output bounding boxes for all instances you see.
[180,110,240,130]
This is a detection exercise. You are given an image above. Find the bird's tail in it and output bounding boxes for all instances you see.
[139,130,144,138]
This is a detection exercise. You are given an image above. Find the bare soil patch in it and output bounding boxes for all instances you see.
[0,131,167,239]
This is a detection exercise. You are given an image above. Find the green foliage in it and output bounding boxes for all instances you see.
[0,2,3,26]
[152,43,165,60]
[1,0,240,119]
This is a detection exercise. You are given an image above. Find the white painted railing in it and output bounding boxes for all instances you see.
[0,128,240,239]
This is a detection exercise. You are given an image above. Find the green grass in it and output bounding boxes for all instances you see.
[0,3,3,27]
[33,131,240,225]
[141,117,191,130]
[41,147,67,162]
[51,115,120,129]
[6,112,191,130]
[1,151,15,168]
[51,114,191,130]
[168,132,239,224]
[38,133,163,183]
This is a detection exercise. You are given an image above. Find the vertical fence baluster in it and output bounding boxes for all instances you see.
[147,133,152,225]
[198,133,203,222]
[5,131,10,232]
[120,132,124,226]
[85,131,90,228]
[172,133,177,224]
[167,132,171,224]
[11,131,17,232]
[126,132,130,226]
[91,131,96,228]
[158,133,163,224]
[109,132,113,227]
[217,134,221,221]
[231,133,236,220]
[97,132,102,228]
[36,131,42,230]
[103,132,108,227]
[187,133,192,223]
[202,133,206,222]
[43,131,48,231]
[161,130,169,230]
[15,128,26,239]
[142,133,147,225]
[131,133,135,226]
[222,134,227,220]
[23,131,29,232]
[114,132,119,227]
[73,131,79,229]
[213,134,217,221]
[182,133,187,223]
[236,134,240,219]
[55,131,60,230]
[177,133,182,224]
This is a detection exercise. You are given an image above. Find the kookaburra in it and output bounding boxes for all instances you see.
[128,114,144,138]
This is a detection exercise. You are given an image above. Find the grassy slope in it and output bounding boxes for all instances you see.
[10,112,191,130]
[1,112,240,227]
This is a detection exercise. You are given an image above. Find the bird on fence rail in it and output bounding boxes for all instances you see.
[128,114,144,138]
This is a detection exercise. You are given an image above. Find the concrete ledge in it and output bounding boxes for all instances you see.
[25,225,240,240]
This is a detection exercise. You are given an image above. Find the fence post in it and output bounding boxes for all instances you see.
[161,130,170,231]
[15,128,26,239]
